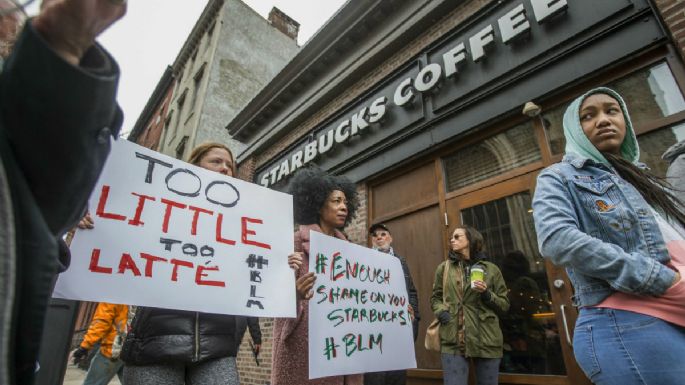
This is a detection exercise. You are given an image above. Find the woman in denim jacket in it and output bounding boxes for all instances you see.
[532,87,685,384]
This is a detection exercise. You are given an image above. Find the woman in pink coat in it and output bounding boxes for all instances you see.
[271,167,363,385]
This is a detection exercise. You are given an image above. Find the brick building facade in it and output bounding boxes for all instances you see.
[129,0,300,161]
[228,1,685,384]
[128,66,174,150]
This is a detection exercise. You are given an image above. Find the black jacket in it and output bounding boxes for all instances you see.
[235,316,262,347]
[121,308,238,365]
[392,252,420,340]
[0,24,121,385]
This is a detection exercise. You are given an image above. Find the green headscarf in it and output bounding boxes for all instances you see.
[563,87,639,165]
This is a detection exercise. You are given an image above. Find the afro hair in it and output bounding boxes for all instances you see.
[288,166,358,227]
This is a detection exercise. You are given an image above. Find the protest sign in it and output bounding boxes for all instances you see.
[53,139,295,317]
[308,231,416,379]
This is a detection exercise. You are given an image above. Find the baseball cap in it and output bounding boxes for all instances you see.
[369,223,390,234]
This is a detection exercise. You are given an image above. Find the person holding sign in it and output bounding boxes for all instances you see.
[271,167,363,385]
[117,143,240,385]
[365,223,419,385]
[430,226,509,385]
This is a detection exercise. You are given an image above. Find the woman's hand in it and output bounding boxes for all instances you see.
[408,304,415,321]
[77,212,94,229]
[471,280,488,293]
[437,311,451,324]
[296,272,316,300]
[288,252,304,271]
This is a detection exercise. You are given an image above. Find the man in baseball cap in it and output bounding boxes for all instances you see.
[366,223,420,385]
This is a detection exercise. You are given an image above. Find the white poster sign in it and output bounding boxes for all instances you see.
[308,231,416,379]
[54,139,296,317]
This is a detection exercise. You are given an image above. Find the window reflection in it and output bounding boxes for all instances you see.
[444,122,541,191]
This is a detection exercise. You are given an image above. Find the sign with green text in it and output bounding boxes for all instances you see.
[308,231,416,379]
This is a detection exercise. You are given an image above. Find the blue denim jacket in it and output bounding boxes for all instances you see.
[533,153,677,307]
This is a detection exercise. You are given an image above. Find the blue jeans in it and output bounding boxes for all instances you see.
[83,350,124,385]
[441,354,500,385]
[574,307,685,385]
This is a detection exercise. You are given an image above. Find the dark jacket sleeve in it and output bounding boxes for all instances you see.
[398,255,420,321]
[0,22,123,237]
[246,317,262,345]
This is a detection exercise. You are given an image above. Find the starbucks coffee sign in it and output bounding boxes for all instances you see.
[258,0,570,188]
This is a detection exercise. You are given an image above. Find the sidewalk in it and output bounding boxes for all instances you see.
[63,364,121,385]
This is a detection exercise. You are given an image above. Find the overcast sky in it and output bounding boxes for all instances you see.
[27,0,347,135]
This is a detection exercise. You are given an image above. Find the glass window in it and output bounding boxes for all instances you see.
[460,192,565,375]
[544,62,685,155]
[443,122,541,191]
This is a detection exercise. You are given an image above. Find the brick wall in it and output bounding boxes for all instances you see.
[344,183,369,246]
[136,85,174,150]
[655,0,685,60]
[236,318,273,385]
[237,156,256,181]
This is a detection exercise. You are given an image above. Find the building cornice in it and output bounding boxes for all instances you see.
[171,0,224,75]
[226,0,459,162]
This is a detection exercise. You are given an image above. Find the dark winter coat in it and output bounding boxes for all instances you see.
[430,252,509,357]
[121,308,238,365]
[394,253,420,339]
[0,23,121,385]
[235,316,261,347]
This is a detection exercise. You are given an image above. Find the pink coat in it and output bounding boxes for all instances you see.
[271,224,363,385]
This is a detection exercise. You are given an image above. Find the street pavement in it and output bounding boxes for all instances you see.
[63,363,121,385]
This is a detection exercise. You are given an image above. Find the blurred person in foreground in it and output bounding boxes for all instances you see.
[0,1,126,384]
[0,0,27,65]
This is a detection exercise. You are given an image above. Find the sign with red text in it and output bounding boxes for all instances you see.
[308,231,416,379]
[53,139,295,317]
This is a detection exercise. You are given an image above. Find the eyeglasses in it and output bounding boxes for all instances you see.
[452,234,464,240]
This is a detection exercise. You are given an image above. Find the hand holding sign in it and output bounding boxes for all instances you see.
[308,231,416,379]
[53,139,296,318]
[296,272,316,300]
[288,252,304,270]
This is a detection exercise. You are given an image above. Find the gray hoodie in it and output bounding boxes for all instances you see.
[663,140,685,201]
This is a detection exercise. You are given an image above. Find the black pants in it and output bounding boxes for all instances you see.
[363,370,406,385]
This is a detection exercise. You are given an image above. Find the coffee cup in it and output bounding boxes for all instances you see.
[470,265,484,288]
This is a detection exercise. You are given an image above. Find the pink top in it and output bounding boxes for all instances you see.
[596,210,685,327]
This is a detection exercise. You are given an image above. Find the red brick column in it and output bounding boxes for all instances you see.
[654,0,685,60]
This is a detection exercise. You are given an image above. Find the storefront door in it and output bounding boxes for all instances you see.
[444,172,590,385]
